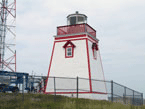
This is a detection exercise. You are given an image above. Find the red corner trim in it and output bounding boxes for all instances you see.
[87,35,98,43]
[44,42,56,93]
[86,39,92,92]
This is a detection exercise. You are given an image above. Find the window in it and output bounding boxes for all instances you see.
[66,47,72,57]
[63,40,76,58]
[65,46,73,58]
[78,16,84,22]
[92,43,98,60]
[93,49,97,59]
[70,17,76,25]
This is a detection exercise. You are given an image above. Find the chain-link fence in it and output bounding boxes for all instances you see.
[45,76,143,106]
[0,76,143,106]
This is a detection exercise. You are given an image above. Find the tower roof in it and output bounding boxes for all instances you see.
[63,40,76,48]
[67,11,87,25]
[67,11,87,18]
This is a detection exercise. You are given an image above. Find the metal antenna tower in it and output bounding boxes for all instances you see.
[0,0,16,72]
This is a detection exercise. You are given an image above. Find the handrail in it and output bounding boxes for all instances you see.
[57,23,96,37]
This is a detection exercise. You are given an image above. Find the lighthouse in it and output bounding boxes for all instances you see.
[45,12,108,100]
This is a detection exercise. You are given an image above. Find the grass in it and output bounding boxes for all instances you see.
[0,93,144,109]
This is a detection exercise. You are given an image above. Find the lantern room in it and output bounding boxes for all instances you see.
[57,11,96,37]
[67,11,87,25]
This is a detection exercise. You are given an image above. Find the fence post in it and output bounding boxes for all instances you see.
[33,75,34,93]
[76,76,79,99]
[133,90,134,105]
[111,80,113,102]
[54,77,56,101]
[22,75,24,102]
[76,76,79,109]
[124,87,126,104]
[141,93,143,105]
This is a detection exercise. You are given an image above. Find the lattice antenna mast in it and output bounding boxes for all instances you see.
[0,0,16,72]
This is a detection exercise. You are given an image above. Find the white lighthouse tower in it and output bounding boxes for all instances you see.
[45,12,108,100]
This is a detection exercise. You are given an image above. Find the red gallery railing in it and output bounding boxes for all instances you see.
[57,23,96,37]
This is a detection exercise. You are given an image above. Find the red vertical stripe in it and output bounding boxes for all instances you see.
[44,42,56,93]
[86,39,92,92]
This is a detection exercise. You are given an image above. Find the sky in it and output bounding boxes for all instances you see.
[16,0,145,96]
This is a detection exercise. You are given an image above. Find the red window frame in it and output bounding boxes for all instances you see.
[65,46,74,58]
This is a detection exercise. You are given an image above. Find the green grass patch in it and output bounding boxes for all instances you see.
[0,93,144,109]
